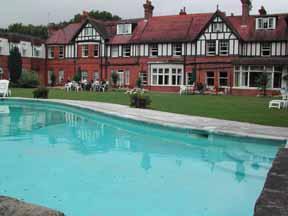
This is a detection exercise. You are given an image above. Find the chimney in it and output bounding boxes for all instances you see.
[259,6,267,16]
[143,0,154,20]
[80,11,89,21]
[241,0,251,25]
[47,23,58,37]
[179,7,187,16]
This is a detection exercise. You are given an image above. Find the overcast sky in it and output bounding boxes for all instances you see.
[1,0,287,28]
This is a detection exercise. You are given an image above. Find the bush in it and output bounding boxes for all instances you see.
[136,77,142,88]
[33,86,49,99]
[50,72,56,86]
[129,89,151,108]
[18,70,39,88]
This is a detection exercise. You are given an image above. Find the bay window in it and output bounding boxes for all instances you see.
[151,65,183,86]
[48,47,54,59]
[234,65,283,89]
[82,45,89,57]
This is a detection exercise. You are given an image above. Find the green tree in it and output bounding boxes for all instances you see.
[111,71,119,88]
[8,47,22,84]
[50,72,56,86]
[71,10,121,23]
[256,73,269,96]
[8,23,48,39]
[73,67,82,82]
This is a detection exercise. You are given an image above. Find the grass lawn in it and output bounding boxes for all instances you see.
[10,88,288,127]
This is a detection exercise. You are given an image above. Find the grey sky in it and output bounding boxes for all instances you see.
[1,0,287,28]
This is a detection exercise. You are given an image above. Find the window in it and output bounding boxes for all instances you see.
[212,23,222,32]
[0,46,2,55]
[58,70,64,83]
[82,45,89,57]
[261,43,271,56]
[94,72,100,81]
[139,72,148,85]
[125,70,130,85]
[33,47,40,57]
[59,46,64,59]
[256,17,276,30]
[173,43,182,56]
[0,67,3,79]
[48,70,54,85]
[219,72,228,87]
[187,71,196,85]
[117,24,132,35]
[111,46,118,57]
[81,71,88,81]
[117,70,124,86]
[151,65,183,86]
[150,44,158,57]
[123,45,131,57]
[22,47,27,57]
[94,44,99,57]
[48,47,54,59]
[206,72,215,86]
[273,72,282,88]
[206,40,216,56]
[219,40,229,56]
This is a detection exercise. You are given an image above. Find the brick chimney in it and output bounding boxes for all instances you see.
[143,0,154,20]
[47,23,58,37]
[80,11,89,21]
[241,0,251,25]
[179,7,187,16]
[259,6,267,16]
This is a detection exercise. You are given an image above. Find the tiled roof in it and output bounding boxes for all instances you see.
[46,12,288,45]
[0,32,44,45]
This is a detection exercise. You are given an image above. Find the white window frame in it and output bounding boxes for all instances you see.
[212,23,222,32]
[117,24,132,35]
[125,70,130,85]
[173,43,182,56]
[219,40,229,56]
[58,70,64,83]
[117,70,125,86]
[149,44,158,57]
[122,45,131,57]
[256,17,276,30]
[82,45,89,58]
[139,72,148,86]
[261,43,271,56]
[219,72,228,87]
[94,44,99,57]
[150,64,184,86]
[206,72,215,87]
[81,71,88,81]
[111,46,118,58]
[0,67,3,79]
[94,72,100,81]
[59,46,64,59]
[33,47,40,57]
[48,47,54,59]
[206,40,217,56]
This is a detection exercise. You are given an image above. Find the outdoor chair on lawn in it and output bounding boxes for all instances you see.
[0,80,10,98]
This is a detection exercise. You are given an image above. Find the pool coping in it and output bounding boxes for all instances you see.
[3,97,288,145]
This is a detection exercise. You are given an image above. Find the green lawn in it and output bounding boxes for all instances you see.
[10,88,288,127]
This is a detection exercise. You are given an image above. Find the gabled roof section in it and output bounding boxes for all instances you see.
[193,10,242,41]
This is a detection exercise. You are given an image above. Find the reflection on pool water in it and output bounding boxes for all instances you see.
[0,100,284,216]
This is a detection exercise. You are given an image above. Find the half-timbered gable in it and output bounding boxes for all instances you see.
[195,13,240,56]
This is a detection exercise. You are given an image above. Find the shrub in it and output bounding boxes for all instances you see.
[111,71,119,87]
[128,89,151,108]
[33,86,49,99]
[50,72,56,86]
[256,73,269,96]
[18,70,39,88]
[73,67,81,82]
[136,77,142,88]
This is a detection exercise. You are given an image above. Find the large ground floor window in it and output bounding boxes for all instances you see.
[0,67,3,79]
[234,65,284,89]
[151,64,183,86]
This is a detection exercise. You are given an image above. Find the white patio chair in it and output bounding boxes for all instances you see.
[179,85,187,95]
[269,100,287,110]
[0,80,10,98]
[64,82,73,92]
[280,89,288,100]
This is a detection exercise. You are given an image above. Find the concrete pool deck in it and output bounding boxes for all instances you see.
[9,98,288,143]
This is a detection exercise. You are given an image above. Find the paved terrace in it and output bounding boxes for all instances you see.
[19,98,288,142]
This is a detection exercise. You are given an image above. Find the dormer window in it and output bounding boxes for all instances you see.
[256,17,276,30]
[261,43,271,56]
[117,24,132,35]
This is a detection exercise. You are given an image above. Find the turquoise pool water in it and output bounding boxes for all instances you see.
[0,100,283,216]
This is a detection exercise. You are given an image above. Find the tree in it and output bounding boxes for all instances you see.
[73,67,82,82]
[50,72,56,86]
[111,71,119,88]
[8,47,22,83]
[256,73,269,96]
[71,10,121,23]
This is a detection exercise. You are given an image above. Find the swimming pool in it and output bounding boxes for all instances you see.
[0,99,284,216]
